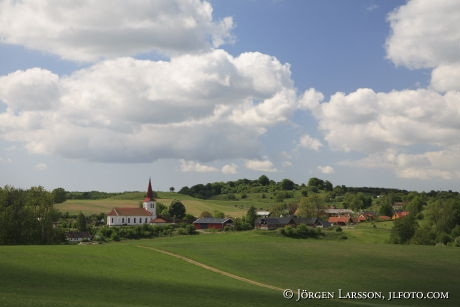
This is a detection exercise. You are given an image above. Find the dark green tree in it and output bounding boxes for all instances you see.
[245,206,257,227]
[280,179,295,191]
[169,200,186,219]
[52,188,67,204]
[258,175,270,186]
[390,215,418,244]
[77,212,87,232]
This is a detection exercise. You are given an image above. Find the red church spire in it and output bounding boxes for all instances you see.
[145,178,154,201]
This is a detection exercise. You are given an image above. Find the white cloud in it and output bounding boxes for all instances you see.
[0,0,234,62]
[386,0,460,69]
[221,163,238,174]
[0,50,299,163]
[245,159,277,172]
[318,165,334,174]
[431,63,460,92]
[299,134,323,151]
[312,88,460,153]
[0,68,60,111]
[307,86,460,180]
[180,160,218,173]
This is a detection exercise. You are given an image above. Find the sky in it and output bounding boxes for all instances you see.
[1,0,460,192]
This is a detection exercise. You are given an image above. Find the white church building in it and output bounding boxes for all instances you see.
[107,179,158,226]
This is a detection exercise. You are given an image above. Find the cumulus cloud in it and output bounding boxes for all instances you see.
[430,64,460,92]
[180,160,218,173]
[0,0,234,62]
[386,0,460,69]
[310,0,460,180]
[313,88,460,153]
[0,50,299,163]
[245,159,277,172]
[318,165,334,174]
[299,134,323,151]
[221,163,238,174]
[309,86,460,179]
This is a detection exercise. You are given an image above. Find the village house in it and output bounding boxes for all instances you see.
[255,215,331,230]
[106,179,158,226]
[392,211,410,220]
[193,218,233,230]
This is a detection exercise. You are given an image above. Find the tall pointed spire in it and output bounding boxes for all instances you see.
[146,177,154,201]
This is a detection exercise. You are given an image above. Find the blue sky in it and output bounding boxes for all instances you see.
[1,0,460,192]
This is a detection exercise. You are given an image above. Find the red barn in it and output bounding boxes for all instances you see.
[193,218,233,230]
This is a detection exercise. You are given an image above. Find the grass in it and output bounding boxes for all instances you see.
[1,231,459,306]
[57,192,268,217]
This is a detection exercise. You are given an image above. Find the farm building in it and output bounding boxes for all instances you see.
[106,179,157,226]
[193,218,233,230]
[255,215,331,230]
[255,216,296,230]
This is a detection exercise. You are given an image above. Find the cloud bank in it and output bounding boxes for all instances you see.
[0,0,233,62]
[0,50,304,163]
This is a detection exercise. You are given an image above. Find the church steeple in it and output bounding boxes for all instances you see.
[143,178,157,219]
[145,178,154,201]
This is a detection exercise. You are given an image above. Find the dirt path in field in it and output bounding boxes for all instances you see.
[137,245,283,292]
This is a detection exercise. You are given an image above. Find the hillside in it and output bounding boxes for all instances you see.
[57,191,266,217]
[1,232,458,306]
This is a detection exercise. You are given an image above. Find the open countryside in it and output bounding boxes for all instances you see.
[1,176,460,306]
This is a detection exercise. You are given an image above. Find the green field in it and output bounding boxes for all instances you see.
[57,192,268,217]
[1,231,459,306]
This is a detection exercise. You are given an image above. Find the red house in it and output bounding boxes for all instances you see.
[193,218,233,230]
[328,216,352,226]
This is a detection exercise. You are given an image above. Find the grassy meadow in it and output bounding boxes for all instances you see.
[1,231,459,306]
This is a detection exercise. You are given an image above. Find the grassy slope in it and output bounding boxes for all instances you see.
[1,232,459,307]
[57,192,271,217]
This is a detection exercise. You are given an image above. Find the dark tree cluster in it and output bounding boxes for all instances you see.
[0,186,64,244]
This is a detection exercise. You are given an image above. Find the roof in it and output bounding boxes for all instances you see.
[152,217,167,223]
[256,216,296,226]
[107,207,152,217]
[324,208,354,215]
[256,211,271,216]
[193,218,233,224]
[328,216,351,224]
[145,178,154,202]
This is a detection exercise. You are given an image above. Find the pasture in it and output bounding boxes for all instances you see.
[1,231,459,306]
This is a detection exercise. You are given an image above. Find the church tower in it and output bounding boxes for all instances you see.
[143,178,157,220]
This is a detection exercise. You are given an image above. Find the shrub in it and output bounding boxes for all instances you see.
[279,225,323,239]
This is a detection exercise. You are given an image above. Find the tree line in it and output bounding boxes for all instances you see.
[0,186,63,244]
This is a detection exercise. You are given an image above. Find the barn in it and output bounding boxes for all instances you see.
[193,218,233,230]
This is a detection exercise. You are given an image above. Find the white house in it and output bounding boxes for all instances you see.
[107,179,158,226]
